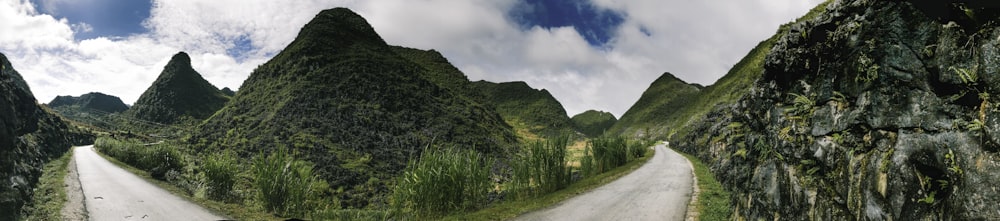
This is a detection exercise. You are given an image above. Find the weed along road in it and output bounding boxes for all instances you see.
[74,145,227,220]
[516,144,693,221]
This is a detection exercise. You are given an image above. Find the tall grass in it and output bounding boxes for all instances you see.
[511,137,572,199]
[581,137,646,176]
[390,147,491,218]
[202,149,239,202]
[94,137,184,180]
[251,147,320,218]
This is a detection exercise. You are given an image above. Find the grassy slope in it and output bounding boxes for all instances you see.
[570,110,617,137]
[190,8,517,208]
[471,80,576,140]
[609,73,701,139]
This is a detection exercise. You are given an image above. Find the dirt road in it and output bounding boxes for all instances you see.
[73,145,227,220]
[515,144,693,221]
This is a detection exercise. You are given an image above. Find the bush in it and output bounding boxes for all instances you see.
[511,137,572,199]
[251,147,319,217]
[580,137,645,176]
[202,150,239,201]
[390,147,491,218]
[94,137,184,180]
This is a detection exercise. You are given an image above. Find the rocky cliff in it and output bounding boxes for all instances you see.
[0,53,93,219]
[675,0,1000,220]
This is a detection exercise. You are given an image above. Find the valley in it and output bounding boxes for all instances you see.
[5,0,1000,220]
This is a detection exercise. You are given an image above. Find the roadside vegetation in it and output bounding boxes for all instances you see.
[677,150,732,220]
[94,135,652,220]
[20,149,74,220]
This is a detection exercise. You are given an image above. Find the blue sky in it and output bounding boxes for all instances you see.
[0,0,825,117]
[30,0,151,40]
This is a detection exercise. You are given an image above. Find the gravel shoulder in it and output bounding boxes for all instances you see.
[515,144,693,221]
[74,145,227,220]
[61,148,87,221]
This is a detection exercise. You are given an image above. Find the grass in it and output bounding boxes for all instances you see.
[511,137,572,199]
[94,145,282,220]
[390,147,492,218]
[94,137,184,179]
[676,150,731,221]
[20,149,74,220]
[443,147,654,220]
[252,147,324,217]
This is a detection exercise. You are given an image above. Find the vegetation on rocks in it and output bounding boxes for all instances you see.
[471,80,576,140]
[571,110,617,137]
[123,52,230,126]
[188,8,517,209]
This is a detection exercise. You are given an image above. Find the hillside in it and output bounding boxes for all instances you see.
[570,110,616,137]
[674,0,1000,219]
[189,8,517,208]
[0,53,93,220]
[47,92,128,129]
[470,80,575,139]
[607,72,700,138]
[123,52,229,125]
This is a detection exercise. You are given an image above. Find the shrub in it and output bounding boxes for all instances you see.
[251,147,318,217]
[390,147,491,218]
[94,137,184,180]
[511,137,572,199]
[580,137,645,176]
[202,150,239,201]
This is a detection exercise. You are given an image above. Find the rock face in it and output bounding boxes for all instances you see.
[609,72,700,138]
[674,1,1000,220]
[0,53,93,220]
[190,8,517,207]
[571,110,617,137]
[124,52,229,125]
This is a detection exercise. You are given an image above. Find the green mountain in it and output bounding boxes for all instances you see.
[0,53,93,220]
[392,46,575,140]
[608,72,700,138]
[189,8,517,207]
[123,52,229,125]
[47,92,129,129]
[470,80,575,140]
[570,110,617,137]
[220,87,236,97]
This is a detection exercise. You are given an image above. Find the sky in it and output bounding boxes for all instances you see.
[1,0,825,117]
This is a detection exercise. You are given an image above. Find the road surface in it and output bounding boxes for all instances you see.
[74,145,227,220]
[515,144,693,221]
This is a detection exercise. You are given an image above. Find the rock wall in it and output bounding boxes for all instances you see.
[0,53,93,219]
[675,1,1000,220]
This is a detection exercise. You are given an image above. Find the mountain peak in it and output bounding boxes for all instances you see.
[288,7,386,52]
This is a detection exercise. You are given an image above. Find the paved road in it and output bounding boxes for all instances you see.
[515,144,693,221]
[74,145,227,220]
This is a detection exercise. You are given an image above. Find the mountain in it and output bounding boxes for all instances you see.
[392,46,575,140]
[0,53,93,220]
[470,80,575,140]
[48,92,128,113]
[570,110,617,137]
[220,87,236,96]
[674,0,1000,219]
[47,92,129,129]
[123,52,229,125]
[607,72,700,138]
[189,8,517,207]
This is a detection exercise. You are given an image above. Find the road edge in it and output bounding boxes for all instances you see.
[680,146,701,221]
[61,146,87,221]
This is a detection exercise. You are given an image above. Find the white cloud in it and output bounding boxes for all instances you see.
[1,0,826,118]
